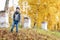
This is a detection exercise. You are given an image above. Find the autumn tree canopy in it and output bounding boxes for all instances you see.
[18,0,60,30]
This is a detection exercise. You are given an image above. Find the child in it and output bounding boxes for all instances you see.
[11,7,20,33]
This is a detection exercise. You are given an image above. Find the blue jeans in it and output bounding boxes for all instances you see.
[11,21,19,32]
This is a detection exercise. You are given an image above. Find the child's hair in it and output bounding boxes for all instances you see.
[16,7,20,10]
[24,17,29,19]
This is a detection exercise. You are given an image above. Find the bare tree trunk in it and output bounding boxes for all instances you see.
[5,0,9,11]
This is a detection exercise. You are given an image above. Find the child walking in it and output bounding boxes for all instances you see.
[11,7,20,33]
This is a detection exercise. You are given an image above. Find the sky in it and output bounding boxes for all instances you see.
[9,0,19,7]
[0,0,19,11]
[0,0,6,11]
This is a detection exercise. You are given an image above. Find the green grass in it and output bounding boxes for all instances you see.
[9,25,60,38]
[1,26,60,39]
[36,28,60,38]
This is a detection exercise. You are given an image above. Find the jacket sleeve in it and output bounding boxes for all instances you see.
[13,13,15,21]
[18,13,20,22]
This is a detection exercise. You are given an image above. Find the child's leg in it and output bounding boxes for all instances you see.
[11,22,15,32]
[16,23,18,32]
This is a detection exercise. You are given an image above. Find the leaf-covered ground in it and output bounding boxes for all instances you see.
[0,28,60,40]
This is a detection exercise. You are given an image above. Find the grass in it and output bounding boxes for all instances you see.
[36,28,60,38]
[0,27,60,40]
[1,27,60,38]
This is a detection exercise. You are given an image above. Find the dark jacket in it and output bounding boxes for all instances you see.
[13,11,20,22]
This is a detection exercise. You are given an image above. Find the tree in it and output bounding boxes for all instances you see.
[18,0,60,30]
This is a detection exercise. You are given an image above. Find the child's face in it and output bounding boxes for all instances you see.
[16,9,20,12]
[24,19,28,22]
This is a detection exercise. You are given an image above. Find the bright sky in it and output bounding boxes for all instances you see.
[0,0,19,11]
[9,0,19,10]
[9,0,19,7]
[0,0,6,11]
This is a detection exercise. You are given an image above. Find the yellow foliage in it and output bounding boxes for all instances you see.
[18,0,60,30]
